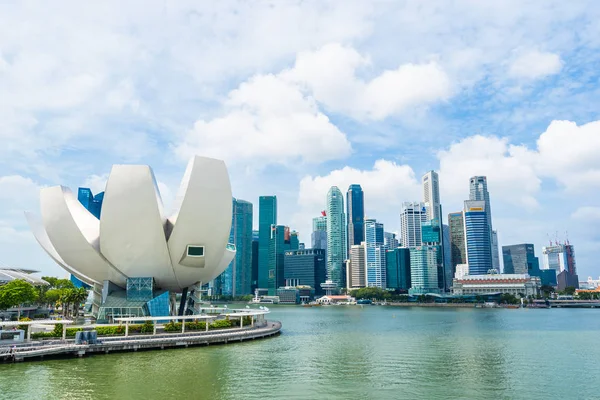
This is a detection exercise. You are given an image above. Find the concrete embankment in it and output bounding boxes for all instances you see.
[1,321,281,363]
[386,302,476,308]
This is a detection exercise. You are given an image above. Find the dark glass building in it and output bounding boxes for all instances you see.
[283,249,326,296]
[385,248,411,291]
[258,196,277,290]
[251,230,259,293]
[268,225,299,295]
[502,244,538,274]
[78,187,104,219]
[346,184,365,252]
[448,212,466,273]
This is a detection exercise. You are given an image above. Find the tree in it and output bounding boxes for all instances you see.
[0,280,38,319]
[44,289,62,307]
[564,286,576,296]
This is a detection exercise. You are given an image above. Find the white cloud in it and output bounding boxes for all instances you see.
[174,73,352,167]
[81,174,109,195]
[571,206,600,221]
[509,50,563,80]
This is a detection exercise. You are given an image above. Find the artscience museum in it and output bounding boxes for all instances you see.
[26,156,236,322]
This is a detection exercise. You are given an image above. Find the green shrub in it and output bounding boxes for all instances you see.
[184,321,207,330]
[33,313,47,319]
[140,321,154,333]
[31,332,58,339]
[95,326,125,336]
[210,319,232,330]
[164,322,182,332]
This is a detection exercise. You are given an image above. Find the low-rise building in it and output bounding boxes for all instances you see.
[452,273,541,297]
[315,295,354,304]
[276,287,300,304]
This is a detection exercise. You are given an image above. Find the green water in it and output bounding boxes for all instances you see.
[1,306,599,399]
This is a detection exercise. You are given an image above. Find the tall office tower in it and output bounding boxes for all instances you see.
[251,230,259,292]
[348,244,366,289]
[491,230,500,272]
[469,176,494,267]
[326,186,347,288]
[229,198,253,296]
[347,184,365,252]
[283,249,326,295]
[542,241,578,288]
[448,212,466,276]
[441,224,452,290]
[384,232,399,249]
[421,219,447,291]
[463,200,492,275]
[386,248,411,291]
[78,187,104,219]
[400,202,427,248]
[365,219,386,288]
[502,244,540,275]
[408,245,441,295]
[258,196,277,290]
[312,213,327,232]
[268,225,299,295]
[422,171,440,221]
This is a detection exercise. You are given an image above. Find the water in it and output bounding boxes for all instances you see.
[1,306,599,400]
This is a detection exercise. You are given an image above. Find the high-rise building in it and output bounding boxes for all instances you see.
[409,245,441,295]
[347,184,365,252]
[400,202,427,248]
[258,196,277,290]
[421,219,449,291]
[268,225,299,295]
[491,230,500,272]
[448,212,466,275]
[219,198,253,296]
[441,224,453,291]
[347,244,366,290]
[469,176,495,270]
[312,213,327,232]
[326,186,347,288]
[78,187,104,219]
[386,248,411,291]
[311,212,328,251]
[502,244,539,275]
[463,200,492,275]
[365,219,386,288]
[284,249,326,295]
[384,232,399,249]
[542,242,578,288]
[251,230,259,292]
[422,171,440,221]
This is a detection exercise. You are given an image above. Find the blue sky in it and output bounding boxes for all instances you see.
[0,1,599,279]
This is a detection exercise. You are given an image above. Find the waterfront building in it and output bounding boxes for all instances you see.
[258,196,277,290]
[385,248,411,291]
[77,187,104,220]
[283,249,326,296]
[452,273,541,297]
[251,230,259,292]
[326,186,347,288]
[408,245,441,295]
[448,212,466,274]
[502,244,539,275]
[315,294,354,304]
[365,219,386,288]
[468,176,495,271]
[70,274,91,289]
[400,202,427,248]
[276,287,300,304]
[346,184,365,253]
[422,171,440,221]
[557,270,579,291]
[455,264,469,279]
[27,156,236,320]
[491,230,500,272]
[441,224,452,291]
[219,198,253,296]
[268,226,299,295]
[384,232,399,249]
[542,242,578,289]
[463,200,492,275]
[347,244,366,290]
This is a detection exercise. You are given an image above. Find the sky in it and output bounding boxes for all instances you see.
[0,1,599,279]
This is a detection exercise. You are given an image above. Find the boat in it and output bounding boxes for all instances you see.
[357,299,372,305]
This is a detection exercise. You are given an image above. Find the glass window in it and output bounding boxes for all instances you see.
[187,246,205,257]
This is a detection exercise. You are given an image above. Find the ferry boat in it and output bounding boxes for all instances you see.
[357,299,372,305]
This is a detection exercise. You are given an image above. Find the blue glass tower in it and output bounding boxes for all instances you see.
[386,248,411,291]
[268,225,299,295]
[365,219,385,288]
[346,184,365,254]
[78,187,104,219]
[464,200,492,275]
[258,196,277,290]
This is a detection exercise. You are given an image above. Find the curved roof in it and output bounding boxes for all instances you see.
[0,269,49,286]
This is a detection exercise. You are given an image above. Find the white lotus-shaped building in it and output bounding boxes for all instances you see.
[26,156,236,294]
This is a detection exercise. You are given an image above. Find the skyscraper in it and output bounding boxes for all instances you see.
[409,245,440,295]
[463,200,492,275]
[258,196,277,290]
[448,212,466,276]
[400,202,427,248]
[311,212,327,251]
[78,187,104,219]
[422,171,440,221]
[284,249,326,295]
[502,244,539,275]
[268,225,299,295]
[347,184,365,252]
[542,242,578,287]
[384,232,399,249]
[386,248,411,291]
[365,219,386,288]
[251,230,259,292]
[491,230,500,272]
[347,244,366,290]
[326,186,346,288]
[312,213,327,232]
[469,176,496,270]
[221,198,253,296]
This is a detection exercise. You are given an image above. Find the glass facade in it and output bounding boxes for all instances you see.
[146,291,170,317]
[464,200,492,275]
[448,212,466,273]
[126,277,154,301]
[251,231,259,292]
[326,187,346,288]
[70,274,91,289]
[400,202,427,248]
[268,225,299,295]
[346,184,365,252]
[365,219,386,288]
[386,248,411,291]
[77,187,104,219]
[502,244,538,274]
[283,249,326,294]
[258,196,277,290]
[469,176,495,271]
[409,246,441,295]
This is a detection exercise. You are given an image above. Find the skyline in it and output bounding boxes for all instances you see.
[0,1,599,279]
